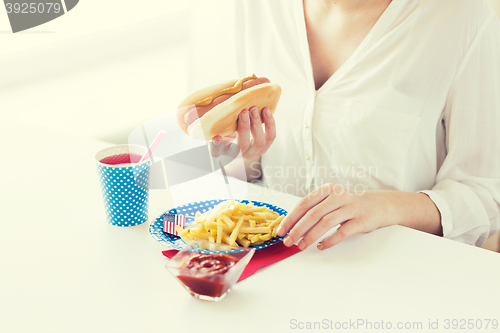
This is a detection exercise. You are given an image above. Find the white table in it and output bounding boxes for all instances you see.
[1,119,500,333]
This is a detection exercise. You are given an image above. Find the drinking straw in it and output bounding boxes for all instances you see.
[140,130,166,163]
[137,129,174,211]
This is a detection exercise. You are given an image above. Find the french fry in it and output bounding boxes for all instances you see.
[229,217,244,245]
[176,200,286,247]
[221,231,231,244]
[259,234,272,241]
[268,215,284,229]
[189,227,205,237]
[237,238,251,247]
[217,219,223,244]
[204,200,233,229]
[221,224,232,233]
[175,225,194,244]
[195,212,209,223]
[176,226,188,237]
[220,214,235,228]
[239,226,271,234]
[250,234,262,243]
[239,206,267,213]
[192,232,209,241]
[180,234,193,244]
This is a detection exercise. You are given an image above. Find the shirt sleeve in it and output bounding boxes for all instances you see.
[420,14,500,246]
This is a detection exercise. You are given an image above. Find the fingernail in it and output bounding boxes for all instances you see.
[251,109,259,118]
[317,242,324,250]
[241,111,249,122]
[298,240,305,250]
[264,108,271,117]
[276,225,284,236]
[212,136,221,146]
[249,106,258,112]
[283,236,292,247]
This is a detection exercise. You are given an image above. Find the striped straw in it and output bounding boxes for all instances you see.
[140,130,166,163]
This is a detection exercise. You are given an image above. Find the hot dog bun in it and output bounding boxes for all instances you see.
[177,77,281,141]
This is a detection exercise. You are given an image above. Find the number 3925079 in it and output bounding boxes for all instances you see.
[5,3,61,14]
[444,319,498,330]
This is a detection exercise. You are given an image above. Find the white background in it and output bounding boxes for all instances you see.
[1,0,499,142]
[1,2,500,332]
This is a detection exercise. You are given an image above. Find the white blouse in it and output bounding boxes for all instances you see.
[189,0,500,246]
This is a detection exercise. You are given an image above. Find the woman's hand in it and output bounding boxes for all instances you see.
[212,106,276,160]
[276,184,442,250]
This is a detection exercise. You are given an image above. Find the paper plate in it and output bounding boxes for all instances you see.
[149,199,287,250]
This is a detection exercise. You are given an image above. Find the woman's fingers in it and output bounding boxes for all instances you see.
[214,106,274,159]
[282,194,343,247]
[277,184,335,239]
[276,188,399,251]
[236,110,251,152]
[297,207,353,250]
[318,220,365,250]
[259,107,276,155]
[242,106,267,159]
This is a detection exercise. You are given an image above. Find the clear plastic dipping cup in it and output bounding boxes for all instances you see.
[95,145,151,227]
[166,240,255,302]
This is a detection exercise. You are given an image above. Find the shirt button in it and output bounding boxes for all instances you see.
[305,155,310,160]
[305,125,309,129]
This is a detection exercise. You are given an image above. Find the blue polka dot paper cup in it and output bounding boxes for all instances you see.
[95,145,151,227]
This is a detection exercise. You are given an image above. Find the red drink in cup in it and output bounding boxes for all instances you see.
[99,153,144,166]
[95,145,151,227]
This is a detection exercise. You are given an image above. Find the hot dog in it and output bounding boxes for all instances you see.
[177,74,281,141]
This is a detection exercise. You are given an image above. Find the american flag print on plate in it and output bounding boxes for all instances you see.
[163,214,192,236]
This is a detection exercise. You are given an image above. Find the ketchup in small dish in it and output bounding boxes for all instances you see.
[177,254,239,297]
[166,240,255,302]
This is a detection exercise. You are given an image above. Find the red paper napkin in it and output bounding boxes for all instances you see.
[162,242,301,282]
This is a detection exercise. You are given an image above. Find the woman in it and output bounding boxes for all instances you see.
[188,0,500,250]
